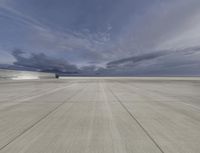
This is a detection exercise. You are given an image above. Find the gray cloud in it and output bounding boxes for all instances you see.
[107,51,167,68]
[1,0,200,76]
[103,46,200,76]
[11,49,79,73]
[107,46,200,66]
[1,46,200,76]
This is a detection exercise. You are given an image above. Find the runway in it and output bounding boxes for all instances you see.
[0,77,200,153]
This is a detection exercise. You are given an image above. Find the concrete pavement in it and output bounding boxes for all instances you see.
[0,77,200,153]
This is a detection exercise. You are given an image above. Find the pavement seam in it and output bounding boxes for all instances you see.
[0,82,75,114]
[117,81,200,114]
[1,82,74,103]
[0,86,84,151]
[100,82,127,153]
[107,82,165,153]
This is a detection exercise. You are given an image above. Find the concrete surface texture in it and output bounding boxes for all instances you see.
[0,77,200,153]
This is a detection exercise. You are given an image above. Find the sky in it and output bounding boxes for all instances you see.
[0,0,200,75]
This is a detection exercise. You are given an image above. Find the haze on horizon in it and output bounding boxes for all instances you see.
[0,0,200,76]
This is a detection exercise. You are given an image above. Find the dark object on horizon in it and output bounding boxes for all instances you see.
[55,74,59,79]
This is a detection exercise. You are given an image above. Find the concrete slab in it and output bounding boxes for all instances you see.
[0,78,200,153]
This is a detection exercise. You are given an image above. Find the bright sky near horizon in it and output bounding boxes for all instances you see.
[0,0,200,75]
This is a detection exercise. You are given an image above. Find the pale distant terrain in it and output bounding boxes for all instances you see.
[0,69,55,80]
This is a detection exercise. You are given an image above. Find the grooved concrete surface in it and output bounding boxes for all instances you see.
[0,77,200,153]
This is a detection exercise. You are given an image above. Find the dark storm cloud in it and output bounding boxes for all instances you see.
[107,52,167,68]
[12,49,79,73]
[107,46,200,68]
[104,46,200,76]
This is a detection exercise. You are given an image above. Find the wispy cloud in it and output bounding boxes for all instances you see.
[1,0,200,75]
[0,0,113,65]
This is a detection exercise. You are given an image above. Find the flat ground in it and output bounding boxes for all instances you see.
[0,77,200,153]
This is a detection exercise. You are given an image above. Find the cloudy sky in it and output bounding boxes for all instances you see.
[0,0,200,75]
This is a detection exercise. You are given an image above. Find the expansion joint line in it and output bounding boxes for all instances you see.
[0,86,85,151]
[108,84,165,153]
